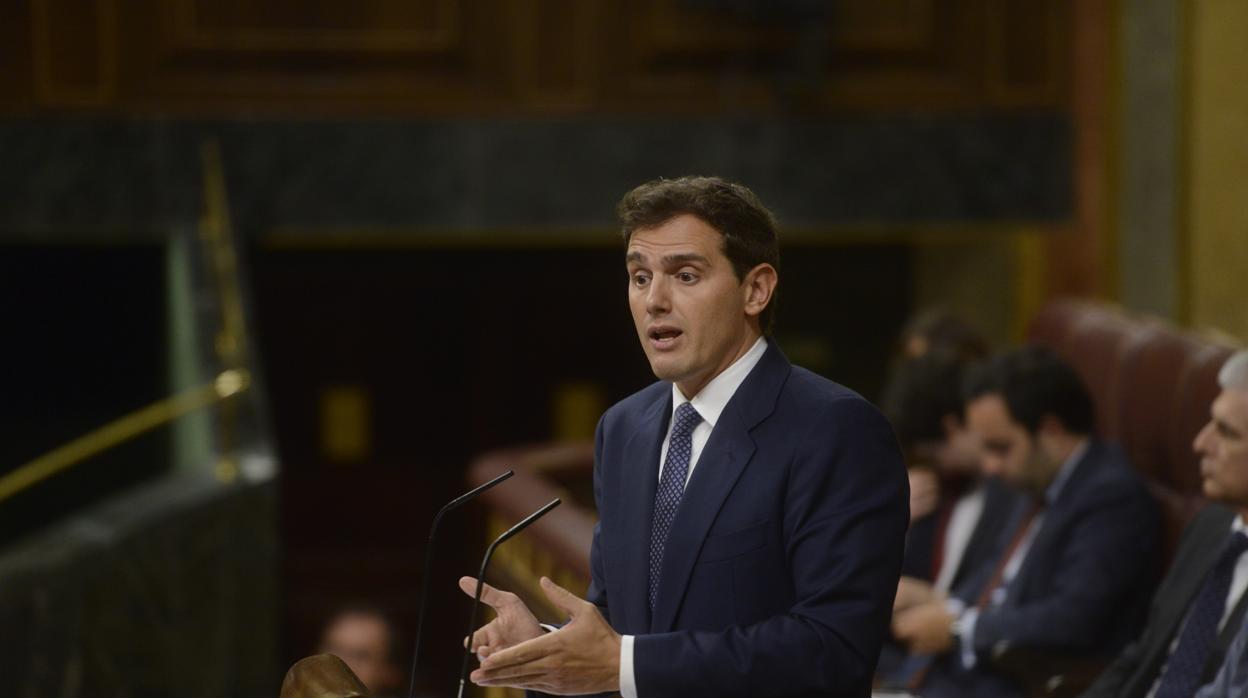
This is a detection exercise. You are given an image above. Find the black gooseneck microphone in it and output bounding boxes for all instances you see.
[456,497,562,698]
[405,469,515,698]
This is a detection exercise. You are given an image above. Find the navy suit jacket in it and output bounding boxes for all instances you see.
[588,341,909,697]
[923,440,1161,698]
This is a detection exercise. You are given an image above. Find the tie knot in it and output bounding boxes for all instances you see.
[672,402,703,439]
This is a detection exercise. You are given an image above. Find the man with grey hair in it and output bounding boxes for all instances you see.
[1192,350,1248,697]
[1085,349,1248,697]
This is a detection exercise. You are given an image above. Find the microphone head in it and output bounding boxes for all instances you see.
[280,654,372,698]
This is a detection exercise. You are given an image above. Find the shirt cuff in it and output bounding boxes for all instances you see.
[944,597,967,616]
[620,634,638,698]
[956,608,980,670]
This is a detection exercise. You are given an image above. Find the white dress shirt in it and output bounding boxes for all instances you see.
[933,484,988,593]
[618,336,768,698]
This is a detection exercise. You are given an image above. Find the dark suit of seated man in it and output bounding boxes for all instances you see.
[1084,349,1248,698]
[891,346,1161,698]
[455,176,910,697]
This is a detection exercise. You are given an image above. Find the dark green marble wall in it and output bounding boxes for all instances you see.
[0,115,1071,240]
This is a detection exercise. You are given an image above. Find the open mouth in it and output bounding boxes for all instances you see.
[648,326,683,348]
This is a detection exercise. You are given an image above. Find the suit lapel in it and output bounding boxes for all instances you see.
[1008,441,1104,597]
[650,409,756,632]
[616,392,668,633]
[649,343,788,633]
[1153,513,1236,655]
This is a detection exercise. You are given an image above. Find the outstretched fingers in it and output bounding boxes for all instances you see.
[458,576,513,610]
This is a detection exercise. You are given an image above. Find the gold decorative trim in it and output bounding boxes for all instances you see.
[0,370,249,503]
[1011,229,1048,342]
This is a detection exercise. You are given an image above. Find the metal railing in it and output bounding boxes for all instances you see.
[0,139,270,504]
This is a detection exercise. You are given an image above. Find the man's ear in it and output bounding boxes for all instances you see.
[742,263,778,318]
[1034,414,1067,455]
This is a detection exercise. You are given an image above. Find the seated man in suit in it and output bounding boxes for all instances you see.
[891,346,1161,697]
[1086,349,1248,698]
[458,176,910,696]
[877,351,1022,681]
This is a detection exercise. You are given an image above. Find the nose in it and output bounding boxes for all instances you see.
[1193,420,1215,456]
[646,274,671,315]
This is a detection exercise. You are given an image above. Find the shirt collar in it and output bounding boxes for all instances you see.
[1045,438,1089,505]
[1231,516,1247,535]
[670,336,768,430]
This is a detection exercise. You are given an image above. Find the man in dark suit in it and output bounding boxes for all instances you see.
[1084,349,1248,698]
[460,176,910,696]
[891,347,1160,697]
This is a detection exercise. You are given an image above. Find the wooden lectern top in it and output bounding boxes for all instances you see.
[280,654,372,698]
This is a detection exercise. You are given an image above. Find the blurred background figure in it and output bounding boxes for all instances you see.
[881,307,994,556]
[317,603,405,698]
[896,308,991,363]
[878,347,1022,684]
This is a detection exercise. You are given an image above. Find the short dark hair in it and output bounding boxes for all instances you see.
[962,345,1095,436]
[881,350,971,449]
[617,176,781,333]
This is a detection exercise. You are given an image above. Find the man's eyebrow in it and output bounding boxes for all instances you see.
[661,253,710,266]
[624,252,710,266]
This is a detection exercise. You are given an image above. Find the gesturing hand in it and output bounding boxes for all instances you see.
[459,576,543,659]
[471,576,621,695]
[892,600,956,655]
[894,576,939,613]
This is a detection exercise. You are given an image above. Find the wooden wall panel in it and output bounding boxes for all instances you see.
[602,0,1067,111]
[0,0,1071,114]
[0,1,35,109]
[986,0,1069,105]
[31,0,116,107]
[181,0,450,48]
[506,0,603,109]
[107,0,508,113]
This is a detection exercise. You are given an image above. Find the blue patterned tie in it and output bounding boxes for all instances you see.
[1156,531,1248,697]
[649,402,703,611]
